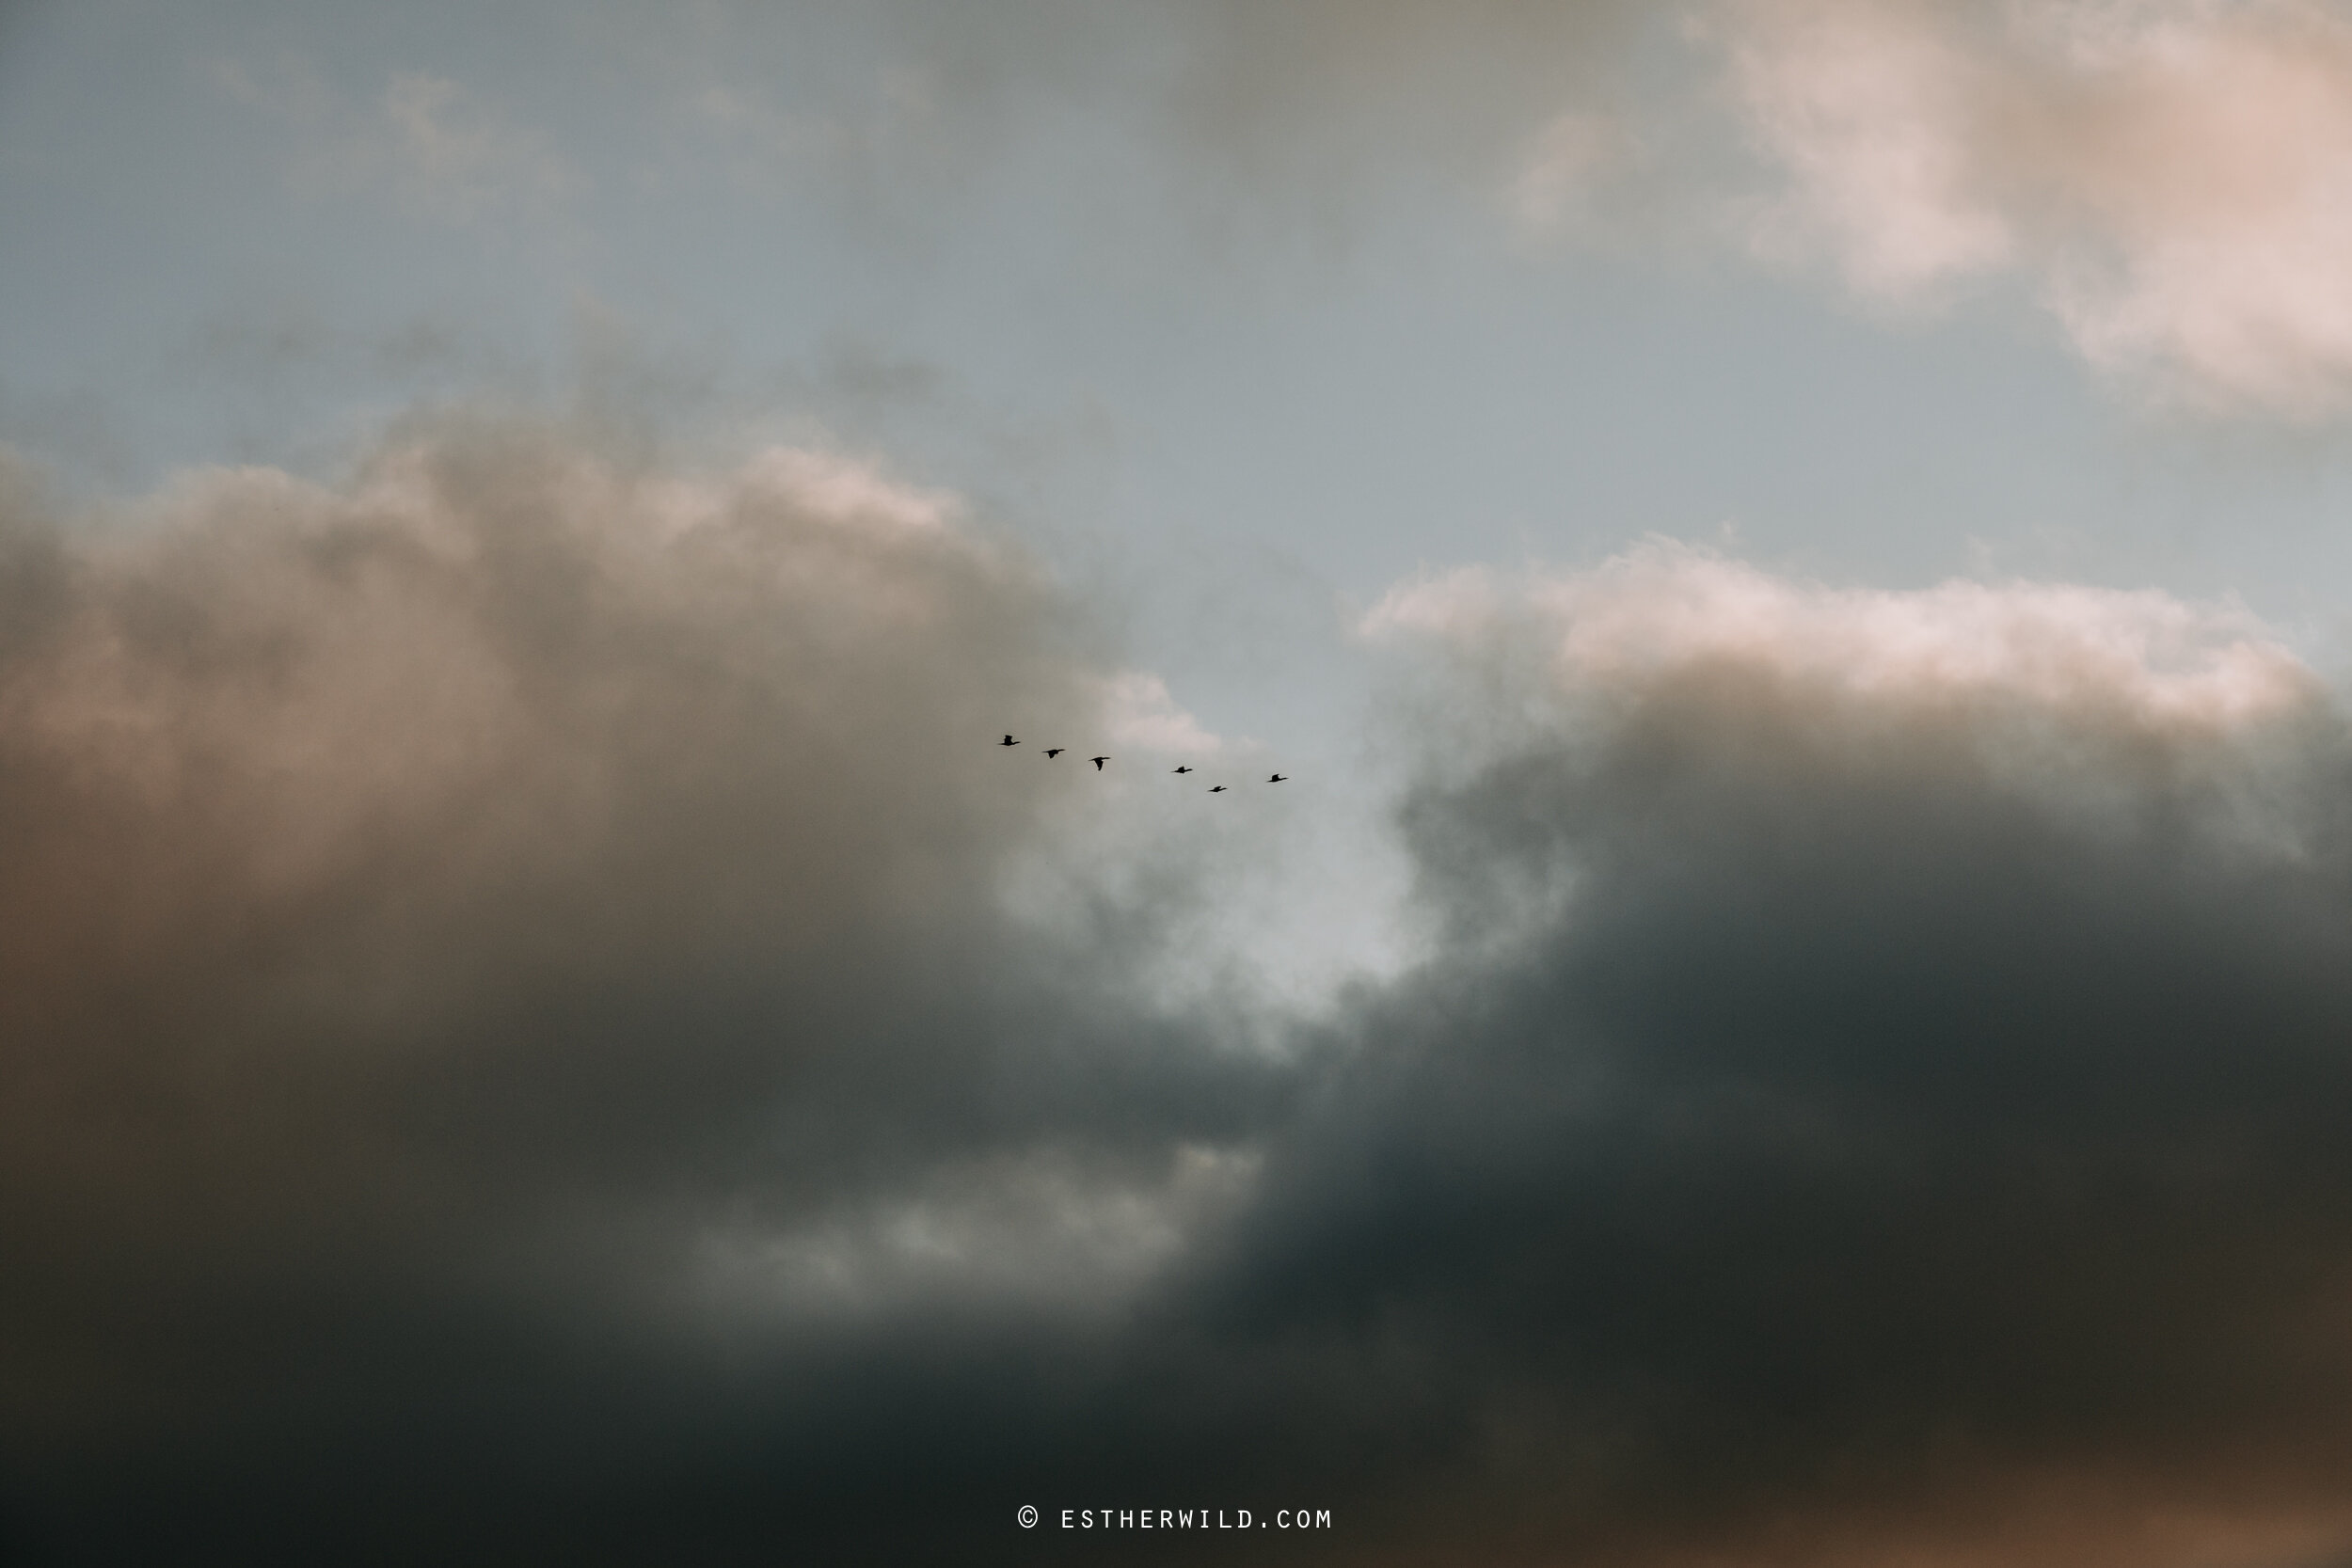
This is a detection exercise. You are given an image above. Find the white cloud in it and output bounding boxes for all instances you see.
[1099,670,1225,757]
[1369,543,2312,730]
[1365,543,2325,849]
[1715,0,2352,418]
[1719,0,2017,296]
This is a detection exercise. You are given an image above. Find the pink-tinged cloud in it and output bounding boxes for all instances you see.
[1718,0,2352,419]
[1365,541,2315,734]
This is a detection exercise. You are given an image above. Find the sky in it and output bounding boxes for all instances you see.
[12,2,2352,1563]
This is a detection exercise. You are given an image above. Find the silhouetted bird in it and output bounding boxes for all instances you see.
[1090,756,1109,770]
[1000,735,1019,747]
[1267,773,1288,784]
[1171,766,1193,774]
[1208,784,1227,793]
[1044,748,1064,758]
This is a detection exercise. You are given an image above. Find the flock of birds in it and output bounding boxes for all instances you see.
[999,735,1287,791]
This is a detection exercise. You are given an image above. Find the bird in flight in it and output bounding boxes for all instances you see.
[1000,735,1020,747]
[1090,756,1109,770]
[1044,748,1064,758]
[1208,784,1227,793]
[1267,773,1288,784]
[1171,765,1193,774]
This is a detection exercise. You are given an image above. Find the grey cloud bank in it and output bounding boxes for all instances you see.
[15,3,2352,1562]
[9,430,2352,1564]
[0,420,1283,1560]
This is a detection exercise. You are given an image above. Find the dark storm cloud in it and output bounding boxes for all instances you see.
[0,420,1286,1562]
[18,485,2352,1566]
[1164,551,2352,1564]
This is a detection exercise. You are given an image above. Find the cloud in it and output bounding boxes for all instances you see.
[1366,542,2315,736]
[213,54,581,225]
[1716,0,2352,419]
[605,0,1655,257]
[613,0,2352,427]
[619,0,2352,419]
[0,420,1285,1559]
[1200,543,2352,1560]
[1506,109,1637,234]
[1098,670,1227,757]
[366,72,583,222]
[1160,0,1648,193]
[16,438,2352,1562]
